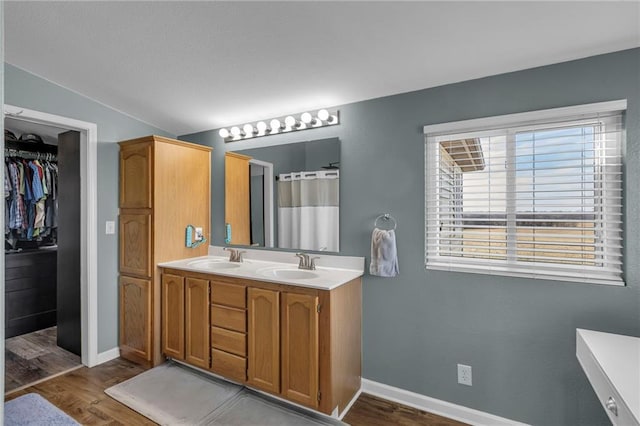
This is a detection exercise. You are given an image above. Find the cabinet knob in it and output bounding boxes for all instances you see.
[605,397,618,417]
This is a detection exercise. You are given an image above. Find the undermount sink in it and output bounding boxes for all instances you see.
[257,268,319,280]
[186,259,242,270]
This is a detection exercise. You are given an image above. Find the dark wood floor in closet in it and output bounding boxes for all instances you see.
[5,357,466,425]
[5,326,82,394]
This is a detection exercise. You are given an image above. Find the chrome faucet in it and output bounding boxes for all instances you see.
[296,252,320,270]
[224,247,246,263]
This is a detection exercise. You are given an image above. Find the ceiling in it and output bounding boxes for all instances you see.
[5,1,640,136]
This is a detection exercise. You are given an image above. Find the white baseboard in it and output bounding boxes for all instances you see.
[338,387,362,420]
[94,347,121,365]
[362,379,528,426]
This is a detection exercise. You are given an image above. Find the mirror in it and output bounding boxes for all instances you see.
[225,138,340,252]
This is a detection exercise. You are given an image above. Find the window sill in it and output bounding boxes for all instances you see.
[425,263,625,287]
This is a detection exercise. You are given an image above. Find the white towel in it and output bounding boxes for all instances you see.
[370,227,399,277]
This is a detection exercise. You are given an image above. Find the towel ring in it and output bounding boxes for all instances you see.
[374,213,397,231]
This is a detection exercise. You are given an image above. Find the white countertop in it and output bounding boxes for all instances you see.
[158,249,364,291]
[577,329,640,425]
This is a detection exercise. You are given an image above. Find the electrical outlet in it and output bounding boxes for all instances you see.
[457,364,472,386]
[105,221,115,235]
[195,227,204,242]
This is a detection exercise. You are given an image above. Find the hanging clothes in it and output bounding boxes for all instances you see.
[5,155,58,249]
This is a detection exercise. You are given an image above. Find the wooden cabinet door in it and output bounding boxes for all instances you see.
[224,152,251,245]
[119,276,152,361]
[186,277,210,369]
[247,287,280,393]
[281,292,319,408]
[119,213,152,278]
[120,142,152,209]
[162,274,184,360]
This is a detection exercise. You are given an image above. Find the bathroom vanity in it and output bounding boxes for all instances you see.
[158,250,364,418]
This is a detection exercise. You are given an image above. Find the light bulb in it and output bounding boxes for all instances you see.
[327,114,338,125]
[317,109,330,121]
[243,124,254,137]
[300,112,313,124]
[270,119,282,133]
[230,126,242,137]
[284,116,296,129]
[256,121,267,134]
[218,128,230,139]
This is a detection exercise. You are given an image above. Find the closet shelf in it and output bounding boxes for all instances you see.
[5,140,58,154]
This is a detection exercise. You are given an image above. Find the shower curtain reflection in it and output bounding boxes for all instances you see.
[277,170,339,252]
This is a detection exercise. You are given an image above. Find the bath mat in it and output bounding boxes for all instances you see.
[206,390,340,425]
[105,361,344,425]
[105,361,242,425]
[5,393,79,425]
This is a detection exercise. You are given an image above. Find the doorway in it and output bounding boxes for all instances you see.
[4,120,83,393]
[2,105,99,396]
[248,158,274,247]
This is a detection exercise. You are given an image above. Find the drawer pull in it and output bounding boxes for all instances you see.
[605,397,618,417]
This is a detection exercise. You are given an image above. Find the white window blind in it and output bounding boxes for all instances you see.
[425,103,625,285]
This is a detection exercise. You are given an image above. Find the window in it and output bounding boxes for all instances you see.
[425,101,625,285]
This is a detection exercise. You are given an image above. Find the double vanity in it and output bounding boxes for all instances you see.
[158,247,364,418]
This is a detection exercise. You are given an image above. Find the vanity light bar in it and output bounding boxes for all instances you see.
[219,109,340,142]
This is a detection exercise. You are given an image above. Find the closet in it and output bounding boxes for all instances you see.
[4,118,82,393]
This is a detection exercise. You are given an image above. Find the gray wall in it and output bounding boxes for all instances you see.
[4,63,174,352]
[181,48,640,425]
[304,138,340,171]
[238,142,306,177]
[237,137,339,177]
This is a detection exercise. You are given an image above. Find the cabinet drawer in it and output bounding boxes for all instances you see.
[211,348,246,383]
[211,305,246,332]
[577,332,638,426]
[211,282,246,309]
[211,326,246,357]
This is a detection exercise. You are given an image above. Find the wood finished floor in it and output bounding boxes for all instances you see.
[5,358,466,425]
[343,394,467,426]
[5,358,153,425]
[5,326,82,393]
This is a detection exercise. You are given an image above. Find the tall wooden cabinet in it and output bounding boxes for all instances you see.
[119,135,211,366]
